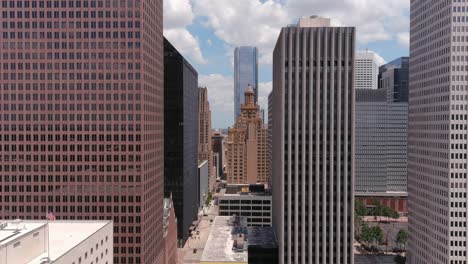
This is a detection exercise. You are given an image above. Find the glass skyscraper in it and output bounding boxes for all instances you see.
[234,46,258,120]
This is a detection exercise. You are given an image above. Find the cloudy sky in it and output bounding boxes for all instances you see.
[164,0,410,128]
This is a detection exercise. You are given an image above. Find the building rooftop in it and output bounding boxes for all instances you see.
[296,16,331,27]
[0,220,111,263]
[219,184,271,196]
[200,216,248,263]
[247,226,277,249]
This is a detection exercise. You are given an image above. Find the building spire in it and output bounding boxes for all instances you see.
[244,84,255,106]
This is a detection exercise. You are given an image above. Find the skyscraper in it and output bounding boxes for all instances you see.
[212,130,225,178]
[234,46,258,120]
[226,85,269,184]
[409,1,467,263]
[164,38,199,244]
[0,1,164,263]
[271,16,355,264]
[355,50,379,89]
[198,87,215,190]
[355,57,409,194]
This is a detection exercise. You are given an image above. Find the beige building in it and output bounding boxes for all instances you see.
[0,220,113,264]
[226,85,269,184]
[198,87,215,191]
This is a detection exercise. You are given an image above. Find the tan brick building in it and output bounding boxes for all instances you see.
[198,87,215,190]
[227,85,269,184]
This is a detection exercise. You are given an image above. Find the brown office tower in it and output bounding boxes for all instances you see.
[226,85,269,184]
[271,16,355,264]
[0,1,164,264]
[198,87,214,190]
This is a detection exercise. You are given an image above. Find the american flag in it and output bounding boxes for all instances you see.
[46,211,56,221]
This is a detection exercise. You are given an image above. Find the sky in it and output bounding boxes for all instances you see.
[163,0,410,129]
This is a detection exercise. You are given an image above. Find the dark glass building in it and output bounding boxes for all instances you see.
[164,38,199,245]
[234,46,258,120]
[378,57,409,102]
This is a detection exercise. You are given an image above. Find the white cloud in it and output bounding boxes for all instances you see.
[397,32,409,47]
[207,39,212,46]
[164,0,207,64]
[193,0,409,65]
[199,74,235,127]
[193,0,290,65]
[286,0,409,44]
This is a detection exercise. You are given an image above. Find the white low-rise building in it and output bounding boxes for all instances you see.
[0,220,113,264]
[218,184,271,226]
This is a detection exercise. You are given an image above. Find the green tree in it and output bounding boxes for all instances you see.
[372,225,383,244]
[355,200,368,217]
[396,229,409,251]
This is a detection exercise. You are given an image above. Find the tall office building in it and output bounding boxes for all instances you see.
[355,50,379,89]
[198,87,215,190]
[212,130,225,178]
[234,46,258,119]
[164,38,199,244]
[0,1,164,264]
[271,16,355,264]
[356,57,409,194]
[226,86,269,184]
[409,1,468,263]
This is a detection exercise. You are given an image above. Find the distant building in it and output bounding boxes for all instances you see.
[355,50,379,89]
[0,220,113,264]
[164,38,199,244]
[218,184,272,226]
[271,16,355,264]
[163,197,178,264]
[247,226,279,264]
[226,85,269,184]
[199,88,215,190]
[212,130,225,178]
[355,57,408,202]
[198,160,209,207]
[234,46,258,120]
[212,153,220,179]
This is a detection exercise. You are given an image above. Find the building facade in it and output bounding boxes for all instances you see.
[198,160,209,208]
[355,63,408,194]
[218,184,272,227]
[212,130,225,178]
[0,220,113,264]
[164,38,199,244]
[198,87,215,190]
[355,50,379,89]
[408,1,468,263]
[163,197,178,264]
[271,16,355,264]
[226,86,269,184]
[0,1,164,263]
[234,46,258,119]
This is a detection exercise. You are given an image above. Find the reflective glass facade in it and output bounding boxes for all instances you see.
[234,46,258,120]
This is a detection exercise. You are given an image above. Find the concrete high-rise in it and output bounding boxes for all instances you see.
[355,57,409,194]
[409,1,468,263]
[226,86,269,184]
[0,1,164,264]
[198,87,215,190]
[164,38,199,244]
[234,46,258,119]
[355,50,379,89]
[271,16,355,264]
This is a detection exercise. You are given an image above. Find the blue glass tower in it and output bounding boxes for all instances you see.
[234,46,258,120]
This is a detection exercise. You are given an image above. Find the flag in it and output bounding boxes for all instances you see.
[46,211,56,221]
